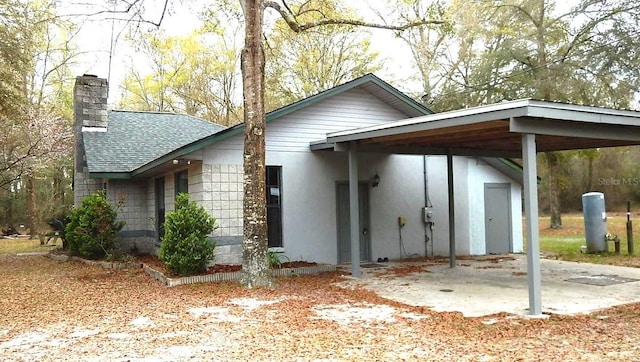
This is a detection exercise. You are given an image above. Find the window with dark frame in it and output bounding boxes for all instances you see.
[155,177,165,244]
[266,166,283,248]
[175,170,188,198]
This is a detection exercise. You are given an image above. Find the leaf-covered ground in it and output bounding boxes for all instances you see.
[1,254,639,361]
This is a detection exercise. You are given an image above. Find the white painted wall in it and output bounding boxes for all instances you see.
[466,158,523,254]
[408,156,523,257]
[198,86,524,264]
[367,154,428,261]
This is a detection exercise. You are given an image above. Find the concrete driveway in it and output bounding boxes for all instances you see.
[338,254,640,317]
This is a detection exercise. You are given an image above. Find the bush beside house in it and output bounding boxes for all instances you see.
[65,190,125,260]
[159,193,217,276]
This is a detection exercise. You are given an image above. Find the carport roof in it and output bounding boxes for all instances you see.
[317,99,640,157]
[327,98,640,316]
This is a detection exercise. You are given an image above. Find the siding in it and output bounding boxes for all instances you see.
[210,88,408,153]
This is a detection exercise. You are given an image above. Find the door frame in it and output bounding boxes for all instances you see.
[484,182,513,254]
[336,181,371,263]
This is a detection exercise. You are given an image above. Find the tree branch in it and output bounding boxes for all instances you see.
[264,1,444,33]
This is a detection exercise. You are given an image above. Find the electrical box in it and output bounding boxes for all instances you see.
[398,216,406,227]
[422,207,434,222]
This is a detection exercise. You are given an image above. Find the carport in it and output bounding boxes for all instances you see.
[314,99,640,316]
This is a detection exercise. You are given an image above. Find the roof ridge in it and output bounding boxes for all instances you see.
[109,109,227,128]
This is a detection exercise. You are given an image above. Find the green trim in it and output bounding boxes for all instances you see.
[130,73,431,177]
[497,158,523,173]
[496,158,541,183]
[90,172,131,179]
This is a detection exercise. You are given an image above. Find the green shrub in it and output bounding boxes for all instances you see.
[159,193,217,276]
[65,190,125,259]
[267,250,290,268]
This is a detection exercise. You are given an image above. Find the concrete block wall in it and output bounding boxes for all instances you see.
[146,178,158,250]
[73,169,103,206]
[214,244,243,265]
[202,164,244,239]
[189,165,203,204]
[201,163,244,264]
[107,180,154,254]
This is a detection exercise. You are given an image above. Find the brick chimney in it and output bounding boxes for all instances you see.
[73,74,108,205]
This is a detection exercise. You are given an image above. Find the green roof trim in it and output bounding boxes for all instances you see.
[498,158,523,172]
[493,158,539,183]
[90,172,131,179]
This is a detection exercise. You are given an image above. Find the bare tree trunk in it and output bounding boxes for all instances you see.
[52,166,65,215]
[586,156,594,192]
[26,171,38,239]
[240,0,272,288]
[546,151,562,229]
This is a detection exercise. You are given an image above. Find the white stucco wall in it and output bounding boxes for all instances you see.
[466,158,524,255]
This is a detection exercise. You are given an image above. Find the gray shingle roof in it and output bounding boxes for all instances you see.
[83,110,226,173]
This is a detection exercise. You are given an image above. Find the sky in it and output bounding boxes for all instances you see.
[60,0,418,106]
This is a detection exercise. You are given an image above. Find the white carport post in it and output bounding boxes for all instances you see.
[522,133,542,315]
[348,142,361,278]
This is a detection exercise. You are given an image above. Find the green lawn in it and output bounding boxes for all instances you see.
[536,214,640,267]
[0,236,62,254]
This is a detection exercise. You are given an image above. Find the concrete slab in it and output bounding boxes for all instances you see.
[337,254,640,317]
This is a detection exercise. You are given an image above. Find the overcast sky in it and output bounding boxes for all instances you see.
[61,0,417,106]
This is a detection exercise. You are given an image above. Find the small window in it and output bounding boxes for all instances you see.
[266,166,282,248]
[175,170,188,197]
[155,177,165,244]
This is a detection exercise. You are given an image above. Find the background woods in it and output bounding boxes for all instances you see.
[1,0,640,238]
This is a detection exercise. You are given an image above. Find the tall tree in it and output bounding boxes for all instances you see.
[119,29,243,125]
[264,0,383,110]
[239,0,270,287]
[240,0,443,286]
[405,0,640,226]
[0,0,74,234]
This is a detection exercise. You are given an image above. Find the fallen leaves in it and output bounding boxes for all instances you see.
[1,254,640,361]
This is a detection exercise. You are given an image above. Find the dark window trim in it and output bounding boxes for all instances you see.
[266,166,283,248]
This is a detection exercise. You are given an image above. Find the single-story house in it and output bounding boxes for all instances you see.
[73,73,523,265]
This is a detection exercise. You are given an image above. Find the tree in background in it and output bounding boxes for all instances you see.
[0,0,75,234]
[264,0,383,110]
[119,27,243,125]
[402,0,640,226]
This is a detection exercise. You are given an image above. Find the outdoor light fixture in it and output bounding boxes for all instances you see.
[371,173,380,188]
[172,159,192,165]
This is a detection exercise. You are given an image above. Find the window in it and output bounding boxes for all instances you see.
[266,166,282,248]
[155,177,165,244]
[175,170,188,197]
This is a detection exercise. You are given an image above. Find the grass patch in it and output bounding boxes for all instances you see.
[0,237,62,254]
[536,213,640,267]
